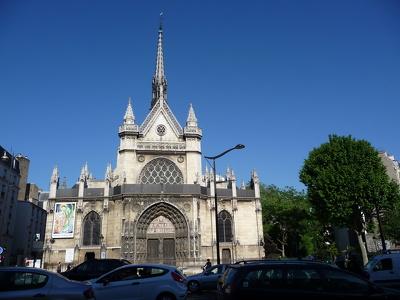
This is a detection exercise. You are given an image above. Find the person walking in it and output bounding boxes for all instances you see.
[56,262,62,273]
[202,259,212,271]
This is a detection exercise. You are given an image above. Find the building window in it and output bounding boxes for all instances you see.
[218,210,233,242]
[83,211,101,246]
[139,158,183,184]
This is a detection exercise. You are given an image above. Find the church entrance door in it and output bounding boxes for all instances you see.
[146,237,176,265]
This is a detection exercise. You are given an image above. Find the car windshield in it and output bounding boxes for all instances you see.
[364,259,378,270]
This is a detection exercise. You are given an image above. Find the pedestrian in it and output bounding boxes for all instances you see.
[56,261,62,273]
[202,259,212,271]
[306,254,315,261]
[67,263,72,271]
[346,253,363,276]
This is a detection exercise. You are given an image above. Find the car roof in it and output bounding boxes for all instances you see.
[113,263,177,270]
[1,267,53,273]
[229,260,335,269]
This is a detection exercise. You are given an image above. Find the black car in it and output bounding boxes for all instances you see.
[217,260,400,299]
[61,259,131,281]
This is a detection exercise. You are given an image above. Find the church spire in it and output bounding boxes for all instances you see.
[186,103,198,126]
[124,97,135,124]
[151,13,168,109]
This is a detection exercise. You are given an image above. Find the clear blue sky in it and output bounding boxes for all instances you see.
[1,0,399,192]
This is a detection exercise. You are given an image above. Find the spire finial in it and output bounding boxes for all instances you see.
[159,12,163,30]
[152,14,168,108]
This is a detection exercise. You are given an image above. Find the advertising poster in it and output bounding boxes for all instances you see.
[52,203,76,238]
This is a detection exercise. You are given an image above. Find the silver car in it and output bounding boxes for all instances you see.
[186,264,231,293]
[86,263,187,300]
[0,267,95,299]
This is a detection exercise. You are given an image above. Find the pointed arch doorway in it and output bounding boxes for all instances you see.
[136,202,188,265]
[147,216,176,265]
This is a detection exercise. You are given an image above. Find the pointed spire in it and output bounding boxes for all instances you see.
[79,162,89,182]
[151,14,168,109]
[61,177,67,189]
[186,103,198,126]
[51,165,59,184]
[105,163,113,182]
[124,97,135,125]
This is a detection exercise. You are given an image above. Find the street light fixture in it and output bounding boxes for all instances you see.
[204,144,245,264]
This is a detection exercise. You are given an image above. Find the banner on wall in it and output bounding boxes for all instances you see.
[65,248,74,263]
[52,203,76,238]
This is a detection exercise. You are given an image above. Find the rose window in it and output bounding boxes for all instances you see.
[139,158,183,184]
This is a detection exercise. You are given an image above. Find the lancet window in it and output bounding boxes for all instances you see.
[83,211,101,246]
[218,210,233,243]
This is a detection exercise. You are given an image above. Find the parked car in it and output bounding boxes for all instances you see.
[364,250,400,289]
[61,258,131,281]
[217,260,400,299]
[85,263,187,300]
[0,267,95,300]
[186,264,231,292]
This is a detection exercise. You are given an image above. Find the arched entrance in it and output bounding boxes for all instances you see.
[136,202,188,265]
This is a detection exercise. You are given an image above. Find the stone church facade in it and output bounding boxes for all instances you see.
[42,23,263,273]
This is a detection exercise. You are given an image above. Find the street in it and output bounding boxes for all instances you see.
[187,290,217,300]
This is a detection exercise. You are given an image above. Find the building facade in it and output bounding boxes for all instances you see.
[0,147,21,266]
[42,24,263,273]
[0,147,46,267]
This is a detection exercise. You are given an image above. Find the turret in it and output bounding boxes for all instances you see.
[49,165,59,198]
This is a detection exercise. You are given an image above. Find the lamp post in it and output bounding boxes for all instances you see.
[205,144,245,264]
[0,150,22,263]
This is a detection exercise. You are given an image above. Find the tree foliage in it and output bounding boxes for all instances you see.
[260,184,328,258]
[382,202,400,245]
[299,134,400,263]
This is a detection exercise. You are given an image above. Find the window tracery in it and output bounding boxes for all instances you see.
[139,158,183,184]
[218,210,233,242]
[83,211,101,246]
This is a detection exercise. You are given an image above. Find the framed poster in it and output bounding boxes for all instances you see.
[52,203,76,238]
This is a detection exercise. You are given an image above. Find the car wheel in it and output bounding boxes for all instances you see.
[156,292,176,300]
[188,280,200,293]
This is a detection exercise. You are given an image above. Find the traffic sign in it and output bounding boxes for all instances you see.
[0,247,3,254]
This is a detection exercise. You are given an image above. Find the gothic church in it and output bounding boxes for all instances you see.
[43,23,263,273]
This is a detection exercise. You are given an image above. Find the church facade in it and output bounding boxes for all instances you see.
[42,24,263,273]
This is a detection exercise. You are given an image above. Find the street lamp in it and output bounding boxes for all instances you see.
[0,150,22,261]
[204,144,245,264]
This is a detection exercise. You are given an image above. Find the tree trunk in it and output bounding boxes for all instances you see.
[356,230,368,266]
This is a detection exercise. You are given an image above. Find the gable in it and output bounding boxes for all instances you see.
[140,101,183,140]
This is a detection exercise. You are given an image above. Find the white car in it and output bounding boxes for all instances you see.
[86,263,187,300]
[0,267,95,300]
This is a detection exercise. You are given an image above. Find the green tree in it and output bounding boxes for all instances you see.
[261,184,315,258]
[382,201,400,245]
[299,134,400,265]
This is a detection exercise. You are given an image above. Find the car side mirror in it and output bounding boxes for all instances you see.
[361,271,370,279]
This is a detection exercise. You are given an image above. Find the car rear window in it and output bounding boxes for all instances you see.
[0,271,48,291]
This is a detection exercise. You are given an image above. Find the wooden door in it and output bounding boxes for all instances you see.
[162,238,175,266]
